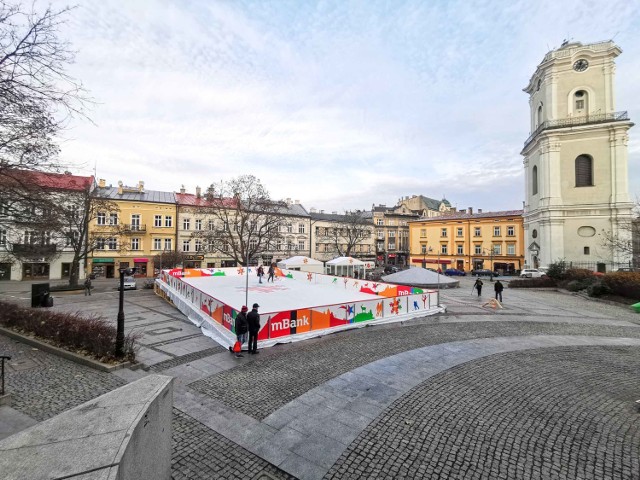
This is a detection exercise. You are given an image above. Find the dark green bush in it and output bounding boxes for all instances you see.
[602,272,640,300]
[0,301,139,362]
[566,280,586,292]
[587,281,612,297]
[546,260,567,280]
[508,277,557,288]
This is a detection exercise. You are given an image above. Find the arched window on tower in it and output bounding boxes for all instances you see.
[532,165,538,195]
[537,104,543,128]
[574,90,588,116]
[575,155,593,187]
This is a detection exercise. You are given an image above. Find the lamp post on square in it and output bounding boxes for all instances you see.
[115,266,137,358]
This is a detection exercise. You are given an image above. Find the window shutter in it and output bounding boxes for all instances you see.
[575,155,593,187]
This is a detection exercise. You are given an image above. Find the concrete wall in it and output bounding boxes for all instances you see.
[0,374,173,480]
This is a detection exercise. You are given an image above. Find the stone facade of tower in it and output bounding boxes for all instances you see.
[521,41,634,270]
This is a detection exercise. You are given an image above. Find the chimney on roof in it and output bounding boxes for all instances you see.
[320,209,324,214]
[467,207,473,215]
[180,185,185,194]
[196,186,201,198]
[478,208,483,214]
[310,208,317,213]
[98,179,106,188]
[138,181,144,192]
[294,199,299,204]
[332,211,337,214]
[286,198,292,205]
[117,181,123,195]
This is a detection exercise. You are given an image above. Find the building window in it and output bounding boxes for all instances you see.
[153,238,161,250]
[131,238,140,250]
[574,90,587,112]
[195,219,202,231]
[441,228,447,238]
[131,214,141,231]
[474,227,481,237]
[532,165,538,195]
[96,237,105,250]
[377,229,384,239]
[537,104,543,127]
[165,216,173,227]
[109,213,118,225]
[421,245,427,254]
[493,244,501,255]
[493,226,501,236]
[182,240,190,252]
[584,246,590,255]
[97,212,106,225]
[456,227,463,237]
[474,244,482,254]
[183,218,190,230]
[388,243,396,250]
[107,237,117,250]
[389,231,396,238]
[376,219,383,226]
[457,244,463,254]
[208,220,215,231]
[298,241,305,251]
[298,224,305,234]
[420,229,426,237]
[507,244,515,255]
[164,238,172,250]
[195,240,202,251]
[377,241,384,251]
[0,228,5,246]
[154,215,162,227]
[575,155,593,187]
[441,244,447,254]
[507,226,515,236]
[388,219,395,226]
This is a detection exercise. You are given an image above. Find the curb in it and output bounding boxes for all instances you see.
[0,327,133,373]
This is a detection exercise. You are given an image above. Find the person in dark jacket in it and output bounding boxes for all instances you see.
[257,265,265,283]
[494,280,504,302]
[267,264,275,283]
[473,278,483,297]
[247,303,261,354]
[234,306,249,358]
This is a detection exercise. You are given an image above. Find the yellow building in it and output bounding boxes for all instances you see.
[89,180,177,278]
[408,209,525,274]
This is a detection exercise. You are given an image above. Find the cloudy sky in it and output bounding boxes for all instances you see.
[58,0,640,213]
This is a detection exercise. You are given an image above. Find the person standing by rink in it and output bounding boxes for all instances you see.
[234,306,249,358]
[84,277,92,296]
[247,303,261,354]
[257,265,264,283]
[473,277,483,297]
[267,263,275,283]
[494,279,504,302]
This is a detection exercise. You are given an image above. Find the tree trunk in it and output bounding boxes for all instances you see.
[68,257,81,287]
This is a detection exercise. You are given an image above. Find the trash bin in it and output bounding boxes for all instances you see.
[31,283,52,308]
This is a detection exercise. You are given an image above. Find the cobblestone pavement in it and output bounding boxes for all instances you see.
[172,408,295,480]
[325,346,640,480]
[188,320,640,421]
[0,335,126,421]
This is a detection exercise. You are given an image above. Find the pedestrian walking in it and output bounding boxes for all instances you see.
[473,278,483,297]
[247,303,261,354]
[494,279,504,302]
[267,263,275,283]
[84,277,92,296]
[257,265,264,284]
[234,306,249,358]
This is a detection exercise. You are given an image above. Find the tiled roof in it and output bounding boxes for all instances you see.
[409,210,524,222]
[95,186,176,204]
[309,210,372,222]
[3,170,94,191]
[176,193,236,208]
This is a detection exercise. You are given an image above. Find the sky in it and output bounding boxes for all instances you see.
[54,0,640,213]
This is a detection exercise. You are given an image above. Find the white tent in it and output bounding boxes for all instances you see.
[325,256,367,278]
[277,255,324,274]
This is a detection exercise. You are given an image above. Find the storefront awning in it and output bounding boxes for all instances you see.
[133,258,148,262]
[92,258,114,263]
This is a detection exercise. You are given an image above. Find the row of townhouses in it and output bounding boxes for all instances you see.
[0,174,526,281]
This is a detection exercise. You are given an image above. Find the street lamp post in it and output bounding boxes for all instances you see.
[115,266,136,357]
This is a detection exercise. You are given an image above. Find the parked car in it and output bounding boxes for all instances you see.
[119,276,137,290]
[444,268,466,276]
[471,269,498,277]
[617,267,640,272]
[383,266,399,274]
[520,269,546,278]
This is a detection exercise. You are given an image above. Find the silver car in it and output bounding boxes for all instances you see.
[520,269,546,278]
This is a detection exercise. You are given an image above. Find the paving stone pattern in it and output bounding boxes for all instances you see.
[325,346,640,480]
[0,335,126,421]
[189,321,640,421]
[149,346,227,372]
[172,408,295,480]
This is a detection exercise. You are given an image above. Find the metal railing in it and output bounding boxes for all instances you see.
[524,111,629,148]
[123,224,147,233]
[1,355,10,396]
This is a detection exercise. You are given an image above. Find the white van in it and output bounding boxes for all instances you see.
[520,269,546,278]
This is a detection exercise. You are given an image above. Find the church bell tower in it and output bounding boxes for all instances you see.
[521,40,634,269]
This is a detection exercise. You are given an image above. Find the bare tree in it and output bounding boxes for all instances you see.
[0,1,89,181]
[192,175,288,266]
[318,210,373,257]
[599,210,640,267]
[151,250,186,272]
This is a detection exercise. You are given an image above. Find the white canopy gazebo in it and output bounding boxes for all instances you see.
[325,256,367,278]
[277,256,324,274]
